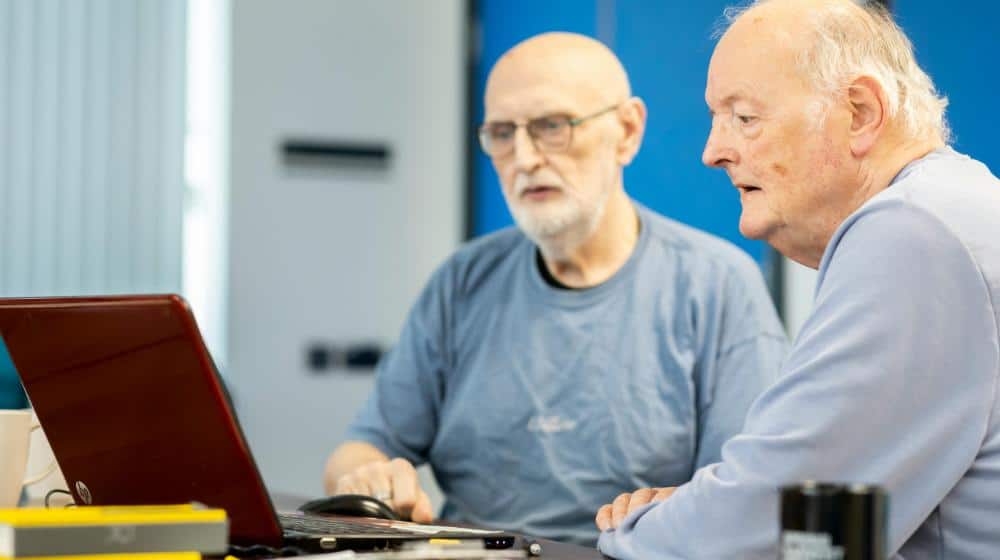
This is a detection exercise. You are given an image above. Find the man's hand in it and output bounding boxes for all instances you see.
[333,457,435,523]
[595,487,676,531]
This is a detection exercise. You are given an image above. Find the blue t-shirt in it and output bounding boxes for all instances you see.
[348,204,787,545]
[599,149,1000,559]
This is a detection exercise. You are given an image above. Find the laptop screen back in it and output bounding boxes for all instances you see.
[0,295,283,546]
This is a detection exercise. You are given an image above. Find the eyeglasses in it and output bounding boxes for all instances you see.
[478,104,620,158]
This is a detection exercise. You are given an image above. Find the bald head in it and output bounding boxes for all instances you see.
[718,0,875,73]
[725,0,855,37]
[721,0,813,47]
[485,33,631,120]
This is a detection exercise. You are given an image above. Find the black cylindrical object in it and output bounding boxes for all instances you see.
[780,481,888,560]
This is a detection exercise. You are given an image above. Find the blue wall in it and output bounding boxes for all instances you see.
[894,2,1000,172]
[472,1,1000,271]
[613,1,758,260]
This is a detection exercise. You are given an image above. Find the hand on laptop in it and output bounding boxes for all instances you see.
[595,486,675,531]
[331,457,434,523]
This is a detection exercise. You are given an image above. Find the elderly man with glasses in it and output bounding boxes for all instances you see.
[321,32,787,546]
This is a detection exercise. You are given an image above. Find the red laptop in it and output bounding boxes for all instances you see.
[0,295,514,552]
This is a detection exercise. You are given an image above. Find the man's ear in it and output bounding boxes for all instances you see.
[616,97,647,166]
[847,75,888,157]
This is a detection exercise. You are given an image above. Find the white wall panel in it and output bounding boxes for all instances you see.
[228,0,464,499]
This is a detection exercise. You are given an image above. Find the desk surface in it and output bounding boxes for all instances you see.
[271,494,607,560]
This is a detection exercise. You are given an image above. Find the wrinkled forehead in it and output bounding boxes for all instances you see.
[705,13,808,109]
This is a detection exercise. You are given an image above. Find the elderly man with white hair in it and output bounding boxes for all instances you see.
[596,0,1000,558]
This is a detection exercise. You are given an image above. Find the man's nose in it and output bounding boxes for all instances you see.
[702,123,738,169]
[513,127,544,174]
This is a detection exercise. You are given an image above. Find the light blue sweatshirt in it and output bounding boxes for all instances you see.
[598,148,1000,559]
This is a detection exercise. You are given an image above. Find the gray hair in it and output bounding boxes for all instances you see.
[720,0,951,143]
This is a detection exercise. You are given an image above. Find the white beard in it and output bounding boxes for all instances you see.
[509,182,611,258]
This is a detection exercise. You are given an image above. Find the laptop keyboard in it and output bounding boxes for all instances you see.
[278,512,425,536]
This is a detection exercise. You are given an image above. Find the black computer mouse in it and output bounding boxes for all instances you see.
[298,494,401,521]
